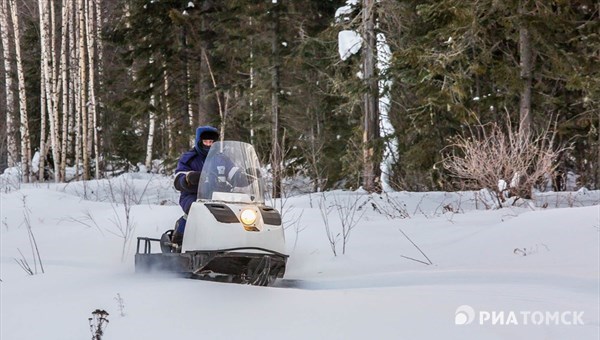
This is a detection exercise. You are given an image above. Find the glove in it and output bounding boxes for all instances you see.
[185,171,201,186]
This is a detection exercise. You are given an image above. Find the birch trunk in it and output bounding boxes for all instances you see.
[164,68,173,156]
[8,0,31,182]
[37,0,49,181]
[181,26,194,135]
[249,18,255,146]
[40,0,60,181]
[39,71,47,181]
[85,0,99,178]
[77,0,89,179]
[68,0,76,168]
[94,0,104,88]
[74,65,82,180]
[1,0,18,168]
[58,0,71,182]
[48,0,61,180]
[187,59,194,147]
[94,0,104,156]
[50,0,61,176]
[145,84,156,171]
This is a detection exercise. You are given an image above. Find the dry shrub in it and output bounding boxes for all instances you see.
[442,120,566,207]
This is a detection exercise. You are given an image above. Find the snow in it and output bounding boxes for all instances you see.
[1,175,599,339]
[338,30,362,61]
[376,32,396,192]
[334,0,357,22]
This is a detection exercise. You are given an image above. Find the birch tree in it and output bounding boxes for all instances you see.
[144,83,156,171]
[0,0,17,168]
[58,0,71,182]
[70,0,80,179]
[94,0,104,158]
[48,0,61,180]
[77,0,89,180]
[164,67,173,155]
[85,0,99,178]
[38,0,60,181]
[8,0,31,182]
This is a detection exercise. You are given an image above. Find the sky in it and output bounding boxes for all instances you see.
[1,172,599,339]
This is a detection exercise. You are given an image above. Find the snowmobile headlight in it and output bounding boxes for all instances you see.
[240,209,257,225]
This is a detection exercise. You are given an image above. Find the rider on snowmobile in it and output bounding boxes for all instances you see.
[171,126,253,246]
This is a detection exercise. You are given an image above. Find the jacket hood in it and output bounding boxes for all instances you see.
[194,126,220,155]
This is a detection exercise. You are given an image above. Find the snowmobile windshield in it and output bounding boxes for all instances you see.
[197,141,267,204]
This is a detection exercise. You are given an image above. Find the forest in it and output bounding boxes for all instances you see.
[1,0,598,195]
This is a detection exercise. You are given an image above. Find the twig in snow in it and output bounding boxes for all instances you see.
[114,293,126,317]
[14,248,34,275]
[398,228,433,265]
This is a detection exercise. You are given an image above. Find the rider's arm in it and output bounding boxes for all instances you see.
[220,156,249,186]
[174,171,201,192]
[174,152,201,193]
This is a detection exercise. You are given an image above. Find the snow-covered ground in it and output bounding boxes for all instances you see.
[1,174,599,339]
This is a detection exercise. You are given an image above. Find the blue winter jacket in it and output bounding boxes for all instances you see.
[174,126,219,214]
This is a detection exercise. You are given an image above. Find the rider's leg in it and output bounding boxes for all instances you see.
[171,215,187,246]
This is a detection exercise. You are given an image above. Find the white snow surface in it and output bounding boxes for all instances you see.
[1,175,599,339]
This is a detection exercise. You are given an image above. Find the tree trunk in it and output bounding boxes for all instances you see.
[270,1,282,198]
[94,0,104,157]
[39,73,47,181]
[8,0,31,182]
[85,0,99,179]
[518,0,533,137]
[77,0,89,179]
[144,109,156,170]
[58,0,71,182]
[1,0,18,168]
[198,44,217,127]
[249,17,256,146]
[362,0,380,192]
[197,1,217,129]
[182,27,191,126]
[145,84,156,171]
[71,0,80,178]
[181,25,194,148]
[597,109,600,189]
[38,0,53,181]
[50,0,61,174]
[164,67,173,156]
[45,0,60,181]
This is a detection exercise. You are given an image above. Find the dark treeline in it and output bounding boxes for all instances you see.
[1,0,598,191]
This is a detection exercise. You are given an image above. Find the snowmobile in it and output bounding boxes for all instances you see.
[135,141,288,286]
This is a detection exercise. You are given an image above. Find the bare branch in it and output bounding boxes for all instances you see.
[398,228,432,265]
